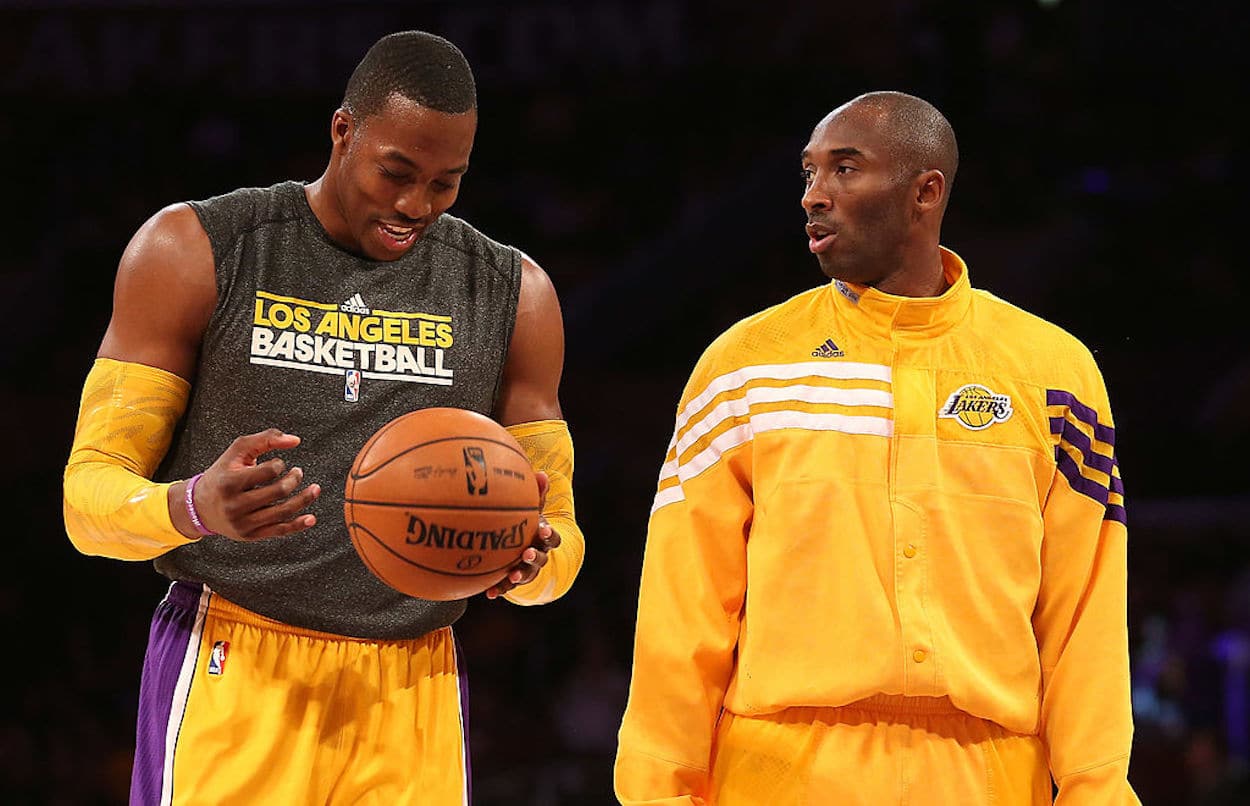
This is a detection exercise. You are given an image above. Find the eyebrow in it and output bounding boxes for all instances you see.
[800,146,866,162]
[381,149,469,175]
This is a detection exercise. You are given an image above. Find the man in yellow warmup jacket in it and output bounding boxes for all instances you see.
[614,91,1140,805]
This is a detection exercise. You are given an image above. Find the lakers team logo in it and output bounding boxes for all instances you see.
[939,384,1013,430]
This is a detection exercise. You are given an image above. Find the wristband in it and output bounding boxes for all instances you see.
[184,473,214,537]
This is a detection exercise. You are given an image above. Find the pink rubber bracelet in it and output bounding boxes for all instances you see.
[184,472,214,537]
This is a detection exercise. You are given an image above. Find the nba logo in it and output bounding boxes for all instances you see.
[344,370,361,402]
[463,447,488,495]
[208,640,230,676]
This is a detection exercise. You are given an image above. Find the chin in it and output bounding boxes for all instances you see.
[816,255,844,280]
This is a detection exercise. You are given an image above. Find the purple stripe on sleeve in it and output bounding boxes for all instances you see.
[1055,450,1128,523]
[1110,470,1124,497]
[1046,389,1116,446]
[1055,449,1110,506]
[1055,418,1117,475]
[130,582,204,806]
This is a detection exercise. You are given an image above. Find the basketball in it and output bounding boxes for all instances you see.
[344,407,541,601]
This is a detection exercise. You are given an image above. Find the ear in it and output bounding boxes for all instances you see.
[330,108,355,150]
[914,169,946,212]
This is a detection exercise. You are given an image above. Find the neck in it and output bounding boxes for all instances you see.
[304,172,330,221]
[303,170,351,248]
[871,241,946,298]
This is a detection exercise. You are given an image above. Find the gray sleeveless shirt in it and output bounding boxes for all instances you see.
[153,180,521,639]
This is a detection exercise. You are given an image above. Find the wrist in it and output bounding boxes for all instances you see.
[184,472,215,537]
[167,475,212,540]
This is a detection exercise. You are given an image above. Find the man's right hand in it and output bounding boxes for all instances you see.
[173,428,322,541]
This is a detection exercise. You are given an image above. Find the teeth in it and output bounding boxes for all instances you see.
[382,224,414,237]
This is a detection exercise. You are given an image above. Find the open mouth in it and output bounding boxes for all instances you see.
[377,221,419,250]
[806,224,837,254]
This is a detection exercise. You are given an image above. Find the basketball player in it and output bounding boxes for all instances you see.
[614,92,1140,804]
[62,31,585,804]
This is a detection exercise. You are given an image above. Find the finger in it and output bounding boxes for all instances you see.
[228,428,301,466]
[238,481,322,533]
[506,552,545,585]
[235,464,303,508]
[230,458,292,499]
[532,520,561,549]
[217,462,291,520]
[237,512,318,542]
[485,574,517,600]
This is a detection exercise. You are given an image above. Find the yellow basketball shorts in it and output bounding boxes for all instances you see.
[709,695,1052,806]
[129,581,469,805]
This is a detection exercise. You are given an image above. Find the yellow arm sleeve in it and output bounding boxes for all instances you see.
[63,357,196,560]
[502,419,584,605]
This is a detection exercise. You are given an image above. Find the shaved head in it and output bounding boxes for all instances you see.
[824,91,959,198]
[801,90,959,294]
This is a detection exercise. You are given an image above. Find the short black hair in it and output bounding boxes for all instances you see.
[342,31,476,119]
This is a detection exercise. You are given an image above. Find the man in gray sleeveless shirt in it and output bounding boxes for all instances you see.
[63,31,586,804]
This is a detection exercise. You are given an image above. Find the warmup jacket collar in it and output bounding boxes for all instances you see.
[827,246,972,340]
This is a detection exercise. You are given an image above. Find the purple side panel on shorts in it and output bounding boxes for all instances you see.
[130,582,204,806]
[455,635,472,805]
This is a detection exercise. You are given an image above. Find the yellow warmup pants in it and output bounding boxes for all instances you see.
[130,581,469,805]
[710,695,1052,806]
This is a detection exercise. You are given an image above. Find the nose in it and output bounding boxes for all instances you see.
[802,176,830,214]
[395,186,432,221]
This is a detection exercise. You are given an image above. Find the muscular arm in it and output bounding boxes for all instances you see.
[98,203,217,379]
[63,205,219,555]
[488,254,584,604]
[494,254,564,426]
[64,204,318,557]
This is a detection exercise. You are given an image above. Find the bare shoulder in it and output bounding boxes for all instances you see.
[98,203,218,379]
[122,203,213,274]
[516,251,562,319]
[494,250,565,426]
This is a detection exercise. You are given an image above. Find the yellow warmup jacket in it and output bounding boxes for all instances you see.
[615,248,1137,804]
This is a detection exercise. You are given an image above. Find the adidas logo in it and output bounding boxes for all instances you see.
[811,338,845,358]
[340,293,370,314]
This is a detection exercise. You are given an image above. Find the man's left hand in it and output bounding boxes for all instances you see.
[486,471,561,599]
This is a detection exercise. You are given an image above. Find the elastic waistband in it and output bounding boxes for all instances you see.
[847,694,963,715]
[162,581,449,646]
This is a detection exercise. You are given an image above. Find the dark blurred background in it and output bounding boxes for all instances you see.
[3,0,1248,803]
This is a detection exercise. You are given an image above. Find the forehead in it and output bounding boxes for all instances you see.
[359,94,476,161]
[803,108,892,162]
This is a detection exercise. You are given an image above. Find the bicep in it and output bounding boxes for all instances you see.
[97,203,217,381]
[494,254,565,426]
